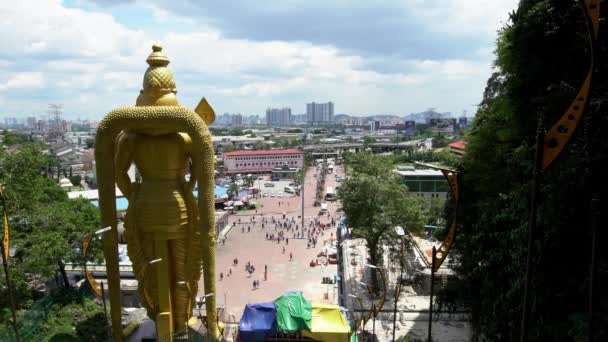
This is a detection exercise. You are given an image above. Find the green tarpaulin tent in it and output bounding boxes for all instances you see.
[274,291,312,332]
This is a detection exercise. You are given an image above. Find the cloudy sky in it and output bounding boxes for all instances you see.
[0,0,518,120]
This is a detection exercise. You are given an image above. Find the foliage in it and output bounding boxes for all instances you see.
[431,133,450,148]
[227,183,239,200]
[448,1,608,340]
[0,143,102,319]
[243,175,254,188]
[1,131,31,146]
[394,150,459,168]
[304,152,315,167]
[69,175,82,187]
[342,152,393,177]
[37,289,108,341]
[362,136,376,145]
[338,153,425,290]
[209,127,244,136]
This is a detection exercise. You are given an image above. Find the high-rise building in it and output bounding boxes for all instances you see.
[266,107,292,126]
[231,114,243,126]
[306,102,334,124]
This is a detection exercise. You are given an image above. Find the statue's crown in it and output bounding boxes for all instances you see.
[146,43,170,67]
[141,43,176,100]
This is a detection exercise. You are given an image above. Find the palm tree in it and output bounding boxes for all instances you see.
[244,175,254,188]
[227,183,239,200]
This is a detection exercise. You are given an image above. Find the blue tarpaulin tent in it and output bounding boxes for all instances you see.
[238,302,277,342]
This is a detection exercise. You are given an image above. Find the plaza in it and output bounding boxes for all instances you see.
[200,165,344,320]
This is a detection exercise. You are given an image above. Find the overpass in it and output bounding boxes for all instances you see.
[303,138,433,156]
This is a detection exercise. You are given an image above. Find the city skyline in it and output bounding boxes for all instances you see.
[0,0,518,120]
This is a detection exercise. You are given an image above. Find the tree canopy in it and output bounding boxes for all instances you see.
[338,153,425,290]
[448,1,608,340]
[0,142,102,316]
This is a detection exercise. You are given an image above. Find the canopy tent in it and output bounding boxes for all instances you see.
[238,302,277,342]
[274,291,312,333]
[301,303,352,342]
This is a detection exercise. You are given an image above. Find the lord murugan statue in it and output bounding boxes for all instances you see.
[95,44,219,341]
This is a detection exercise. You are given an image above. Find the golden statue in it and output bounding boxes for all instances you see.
[95,44,219,341]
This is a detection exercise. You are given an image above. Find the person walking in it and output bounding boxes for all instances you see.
[290,252,293,261]
[220,272,223,281]
[286,238,289,245]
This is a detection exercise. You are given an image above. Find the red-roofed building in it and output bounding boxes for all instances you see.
[448,141,466,157]
[223,149,304,174]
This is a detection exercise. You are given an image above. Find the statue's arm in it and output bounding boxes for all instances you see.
[182,133,197,194]
[115,132,134,198]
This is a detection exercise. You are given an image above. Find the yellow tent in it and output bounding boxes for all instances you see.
[302,302,351,342]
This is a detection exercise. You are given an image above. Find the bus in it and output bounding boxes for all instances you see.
[325,187,337,201]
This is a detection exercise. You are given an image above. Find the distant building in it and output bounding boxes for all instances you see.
[231,114,243,126]
[369,120,380,133]
[292,114,307,123]
[448,141,466,157]
[395,167,449,201]
[215,113,232,126]
[337,117,367,126]
[266,107,292,126]
[223,149,303,174]
[306,102,334,124]
[458,116,469,130]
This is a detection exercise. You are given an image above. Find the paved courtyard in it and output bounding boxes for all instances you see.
[198,164,344,319]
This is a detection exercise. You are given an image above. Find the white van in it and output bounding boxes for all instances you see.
[284,187,294,194]
[320,203,328,214]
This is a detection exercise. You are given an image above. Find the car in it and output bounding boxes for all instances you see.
[288,182,296,187]
[264,183,275,187]
[270,193,276,197]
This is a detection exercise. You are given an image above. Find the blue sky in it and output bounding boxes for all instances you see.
[0,0,518,120]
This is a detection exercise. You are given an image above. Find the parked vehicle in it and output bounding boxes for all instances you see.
[264,183,275,187]
[319,203,328,214]
[284,187,294,194]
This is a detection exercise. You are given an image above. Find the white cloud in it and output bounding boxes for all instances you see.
[0,73,45,91]
[0,0,507,118]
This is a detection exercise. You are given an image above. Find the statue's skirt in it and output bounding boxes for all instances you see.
[133,179,189,240]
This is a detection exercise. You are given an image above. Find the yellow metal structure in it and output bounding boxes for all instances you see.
[413,162,460,272]
[542,0,600,171]
[1,186,9,261]
[82,233,102,297]
[95,44,219,341]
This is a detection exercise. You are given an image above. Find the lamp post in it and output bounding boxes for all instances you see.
[393,226,406,342]
[428,246,436,342]
[197,293,214,321]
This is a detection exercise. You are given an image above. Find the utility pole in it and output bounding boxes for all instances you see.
[428,246,436,342]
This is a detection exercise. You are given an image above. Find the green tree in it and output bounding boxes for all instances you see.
[447,1,608,340]
[243,175,254,188]
[338,154,425,291]
[227,183,239,200]
[69,175,82,187]
[431,133,450,148]
[362,136,376,146]
[0,143,102,308]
